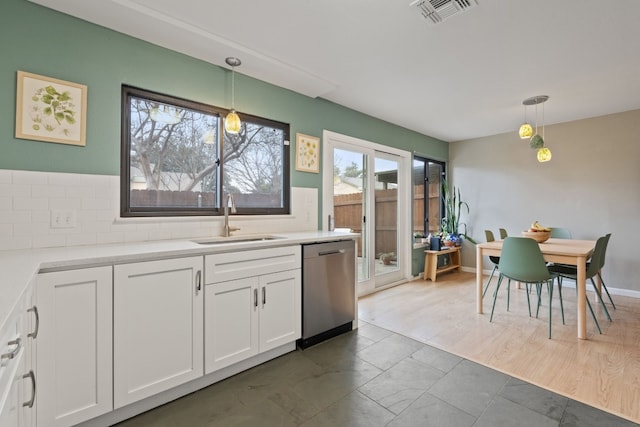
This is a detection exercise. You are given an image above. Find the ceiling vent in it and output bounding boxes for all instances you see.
[411,0,478,24]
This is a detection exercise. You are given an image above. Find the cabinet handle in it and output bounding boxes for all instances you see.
[254,288,258,308]
[195,270,202,295]
[1,337,21,360]
[262,287,266,306]
[27,306,39,339]
[22,370,36,408]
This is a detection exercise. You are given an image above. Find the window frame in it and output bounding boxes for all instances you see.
[120,85,290,217]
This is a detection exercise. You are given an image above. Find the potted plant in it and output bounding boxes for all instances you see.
[379,252,396,265]
[441,178,476,245]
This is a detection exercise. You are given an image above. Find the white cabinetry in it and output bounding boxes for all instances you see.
[36,267,112,427]
[204,246,301,373]
[0,285,36,427]
[113,257,203,408]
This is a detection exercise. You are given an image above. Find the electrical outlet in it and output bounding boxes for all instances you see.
[51,209,77,229]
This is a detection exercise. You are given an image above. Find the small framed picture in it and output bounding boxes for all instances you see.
[15,70,87,146]
[295,133,320,173]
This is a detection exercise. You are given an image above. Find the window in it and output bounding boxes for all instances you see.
[121,86,290,217]
[412,156,445,236]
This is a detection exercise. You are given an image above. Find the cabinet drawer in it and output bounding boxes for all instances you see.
[205,245,301,284]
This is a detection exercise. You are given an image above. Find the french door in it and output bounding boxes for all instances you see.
[323,131,410,295]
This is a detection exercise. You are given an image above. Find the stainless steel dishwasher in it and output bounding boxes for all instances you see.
[299,240,356,348]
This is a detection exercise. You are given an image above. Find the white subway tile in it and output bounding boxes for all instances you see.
[0,224,12,237]
[31,184,66,198]
[0,183,31,197]
[13,197,49,211]
[0,211,31,224]
[123,231,150,242]
[32,234,66,248]
[13,222,50,236]
[66,186,95,199]
[49,198,82,210]
[96,232,125,245]
[12,170,48,185]
[0,170,12,184]
[0,236,32,250]
[82,198,111,211]
[66,233,97,246]
[31,210,51,223]
[0,197,11,211]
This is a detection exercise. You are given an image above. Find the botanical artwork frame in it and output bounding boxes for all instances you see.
[15,70,87,146]
[295,133,320,173]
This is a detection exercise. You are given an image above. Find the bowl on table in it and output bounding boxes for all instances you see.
[521,230,551,243]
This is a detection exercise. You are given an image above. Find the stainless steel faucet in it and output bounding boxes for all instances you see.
[222,193,240,237]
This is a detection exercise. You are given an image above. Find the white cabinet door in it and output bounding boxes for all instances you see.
[259,269,301,353]
[113,257,203,408]
[204,277,259,374]
[21,290,36,427]
[36,266,113,427]
[0,350,23,427]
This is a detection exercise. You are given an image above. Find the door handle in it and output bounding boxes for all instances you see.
[22,370,36,408]
[1,337,21,360]
[262,287,266,306]
[195,270,202,295]
[254,288,258,308]
[28,306,39,339]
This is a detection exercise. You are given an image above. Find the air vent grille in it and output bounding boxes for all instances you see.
[411,0,478,24]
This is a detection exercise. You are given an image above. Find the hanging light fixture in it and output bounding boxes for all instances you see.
[150,104,181,125]
[520,95,552,162]
[537,147,552,162]
[224,57,242,134]
[518,103,533,139]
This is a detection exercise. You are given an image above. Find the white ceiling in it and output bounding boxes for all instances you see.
[29,0,640,142]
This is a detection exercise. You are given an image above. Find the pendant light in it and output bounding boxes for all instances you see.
[536,98,552,162]
[518,103,533,139]
[224,57,242,134]
[520,95,552,162]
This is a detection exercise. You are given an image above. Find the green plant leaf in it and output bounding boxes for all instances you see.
[58,91,71,101]
[44,85,59,96]
[64,114,76,125]
[43,106,52,116]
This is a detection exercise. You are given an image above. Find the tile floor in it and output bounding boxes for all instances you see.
[116,322,638,426]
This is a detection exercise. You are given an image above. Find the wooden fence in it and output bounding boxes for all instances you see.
[334,184,440,257]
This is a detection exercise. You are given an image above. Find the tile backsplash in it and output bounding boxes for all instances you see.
[0,169,318,251]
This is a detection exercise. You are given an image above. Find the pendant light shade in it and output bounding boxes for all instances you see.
[224,57,242,134]
[225,110,241,134]
[537,147,552,162]
[519,123,533,139]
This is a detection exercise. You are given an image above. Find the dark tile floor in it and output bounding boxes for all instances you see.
[117,322,638,426]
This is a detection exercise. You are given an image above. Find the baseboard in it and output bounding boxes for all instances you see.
[472,267,640,299]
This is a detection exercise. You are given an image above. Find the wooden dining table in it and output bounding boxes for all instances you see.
[476,237,597,339]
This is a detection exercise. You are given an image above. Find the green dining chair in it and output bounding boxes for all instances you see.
[597,233,616,310]
[550,227,572,239]
[548,234,612,331]
[490,237,560,339]
[499,228,508,239]
[483,230,500,297]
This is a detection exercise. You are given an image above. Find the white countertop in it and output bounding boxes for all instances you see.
[0,231,358,334]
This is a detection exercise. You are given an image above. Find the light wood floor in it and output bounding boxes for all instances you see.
[358,271,640,424]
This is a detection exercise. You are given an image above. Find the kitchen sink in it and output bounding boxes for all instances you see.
[191,234,285,245]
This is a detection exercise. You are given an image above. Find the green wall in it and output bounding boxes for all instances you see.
[1,0,447,190]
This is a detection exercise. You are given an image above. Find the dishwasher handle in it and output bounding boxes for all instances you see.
[318,249,345,256]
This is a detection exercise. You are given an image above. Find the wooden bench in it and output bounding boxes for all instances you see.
[424,246,461,281]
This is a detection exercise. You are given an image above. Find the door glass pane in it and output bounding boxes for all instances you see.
[333,148,368,282]
[374,156,399,278]
[427,162,444,235]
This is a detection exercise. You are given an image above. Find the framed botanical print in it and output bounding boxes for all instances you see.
[15,70,87,146]
[295,133,320,173]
